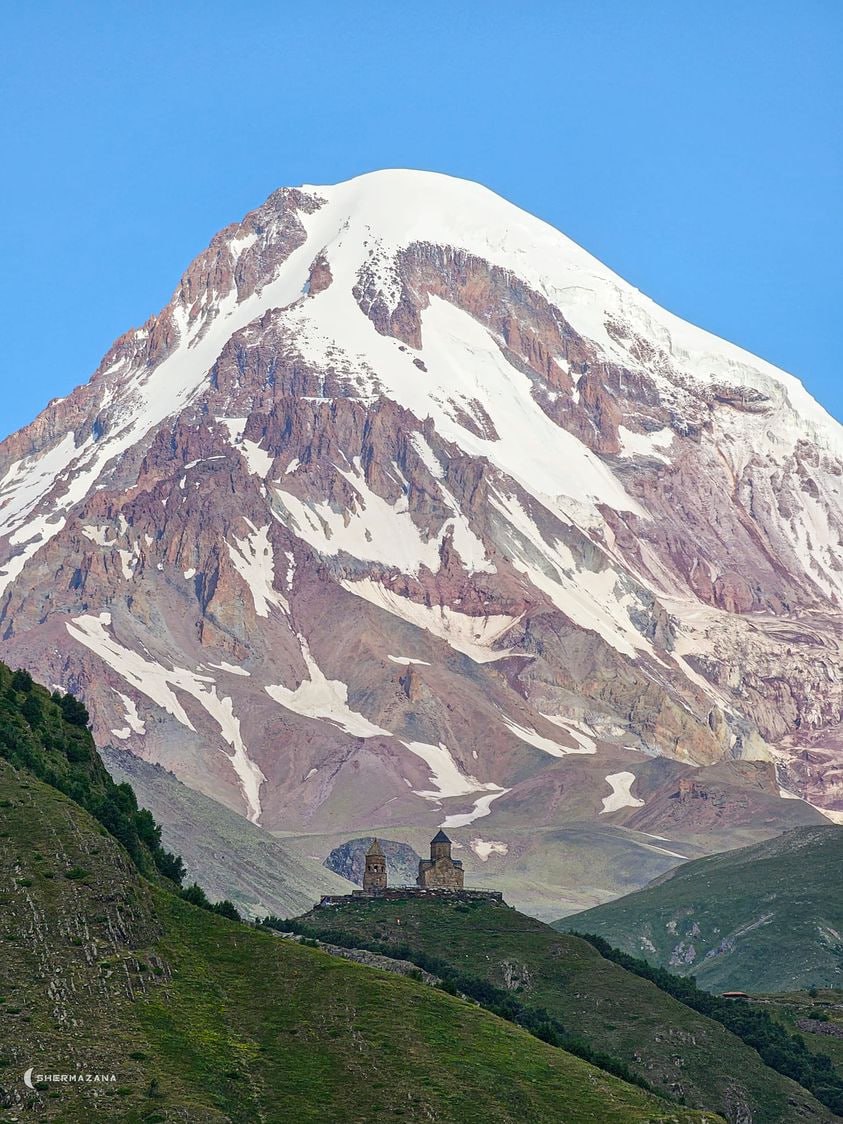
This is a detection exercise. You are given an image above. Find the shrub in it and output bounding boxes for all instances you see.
[212,900,242,922]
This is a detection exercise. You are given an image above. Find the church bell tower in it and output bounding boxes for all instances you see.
[362,838,387,893]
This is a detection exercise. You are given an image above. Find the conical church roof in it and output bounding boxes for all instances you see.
[366,837,385,856]
[431,829,451,844]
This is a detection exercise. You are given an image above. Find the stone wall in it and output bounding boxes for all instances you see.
[318,888,504,908]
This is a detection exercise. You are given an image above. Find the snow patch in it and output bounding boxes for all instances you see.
[502,719,571,758]
[218,418,273,476]
[400,740,504,801]
[226,521,289,617]
[491,490,655,659]
[274,466,442,574]
[229,230,258,258]
[207,661,250,677]
[470,838,509,861]
[600,771,645,815]
[617,426,673,462]
[274,458,493,575]
[632,840,687,860]
[539,714,598,754]
[340,578,519,663]
[265,635,388,738]
[117,544,140,581]
[82,524,117,546]
[410,433,445,479]
[241,439,274,477]
[442,789,509,829]
[111,691,146,740]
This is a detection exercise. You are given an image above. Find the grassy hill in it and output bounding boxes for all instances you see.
[0,664,185,885]
[291,895,839,1122]
[0,663,718,1122]
[0,761,716,1124]
[563,826,843,993]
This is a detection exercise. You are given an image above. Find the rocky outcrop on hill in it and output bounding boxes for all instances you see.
[324,837,422,887]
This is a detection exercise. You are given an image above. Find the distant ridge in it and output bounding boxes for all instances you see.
[564,825,843,992]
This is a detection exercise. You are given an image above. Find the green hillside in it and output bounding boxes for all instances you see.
[0,664,185,884]
[290,895,839,1122]
[0,663,717,1122]
[0,758,713,1123]
[756,990,843,1072]
[563,826,843,993]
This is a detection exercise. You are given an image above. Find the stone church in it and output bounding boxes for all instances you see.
[320,831,501,907]
[417,829,464,890]
[361,831,465,893]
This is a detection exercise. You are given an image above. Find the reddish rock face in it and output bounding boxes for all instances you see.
[712,573,755,614]
[0,169,839,881]
[307,253,333,295]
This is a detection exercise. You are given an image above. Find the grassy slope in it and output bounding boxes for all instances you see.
[294,896,833,1123]
[0,664,182,887]
[563,826,843,992]
[0,764,718,1123]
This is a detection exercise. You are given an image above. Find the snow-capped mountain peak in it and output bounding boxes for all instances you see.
[1,170,840,907]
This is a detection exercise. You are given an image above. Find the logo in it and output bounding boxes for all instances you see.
[23,1067,117,1089]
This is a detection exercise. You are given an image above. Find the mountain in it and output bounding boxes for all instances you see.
[562,825,843,992]
[290,895,838,1122]
[0,169,839,916]
[0,676,719,1122]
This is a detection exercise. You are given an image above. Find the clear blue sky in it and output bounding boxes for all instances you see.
[1,1,840,439]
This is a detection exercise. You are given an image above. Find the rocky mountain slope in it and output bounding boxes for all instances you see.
[0,169,839,914]
[0,657,350,918]
[564,825,843,992]
[104,745,352,917]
